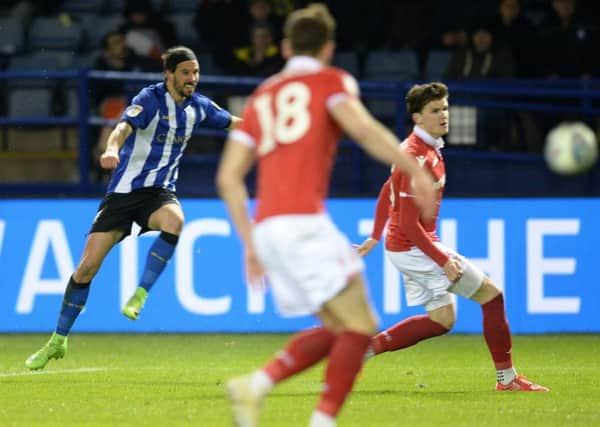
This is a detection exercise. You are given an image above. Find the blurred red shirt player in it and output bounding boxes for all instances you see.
[216,4,436,427]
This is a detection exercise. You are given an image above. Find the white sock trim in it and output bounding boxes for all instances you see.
[251,370,274,396]
[309,410,336,427]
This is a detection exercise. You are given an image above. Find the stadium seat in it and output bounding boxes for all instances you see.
[8,51,74,87]
[8,51,74,72]
[0,17,25,55]
[364,49,419,82]
[8,88,53,117]
[332,51,359,76]
[107,0,163,14]
[164,0,198,13]
[424,50,452,81]
[60,0,105,16]
[75,50,102,69]
[29,17,83,51]
[168,14,201,50]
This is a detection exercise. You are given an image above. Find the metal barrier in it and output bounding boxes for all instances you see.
[1,69,599,196]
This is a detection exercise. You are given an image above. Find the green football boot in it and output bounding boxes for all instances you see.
[121,287,148,320]
[25,332,68,370]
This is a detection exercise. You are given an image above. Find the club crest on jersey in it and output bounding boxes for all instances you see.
[126,104,144,117]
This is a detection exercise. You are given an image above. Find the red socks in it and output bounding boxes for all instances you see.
[317,330,371,417]
[482,294,513,370]
[264,327,336,383]
[371,315,449,355]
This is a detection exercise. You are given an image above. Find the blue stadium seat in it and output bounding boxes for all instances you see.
[8,51,74,89]
[29,17,83,51]
[364,49,419,81]
[164,0,198,13]
[8,88,54,117]
[8,51,74,72]
[107,0,163,14]
[332,51,359,76]
[424,50,452,81]
[60,0,105,16]
[75,50,102,69]
[168,13,200,50]
[0,17,25,55]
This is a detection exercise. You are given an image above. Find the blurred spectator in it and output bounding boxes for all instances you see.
[92,30,161,182]
[484,0,539,78]
[444,26,515,151]
[536,0,598,79]
[244,0,285,43]
[444,26,515,80]
[118,0,177,61]
[427,0,497,51]
[227,23,284,77]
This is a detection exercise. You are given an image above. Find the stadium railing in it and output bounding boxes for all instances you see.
[1,70,599,196]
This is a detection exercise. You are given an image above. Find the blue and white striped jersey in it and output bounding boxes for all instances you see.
[106,82,232,194]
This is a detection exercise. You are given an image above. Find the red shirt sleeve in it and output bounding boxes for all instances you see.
[371,179,391,240]
[398,196,449,267]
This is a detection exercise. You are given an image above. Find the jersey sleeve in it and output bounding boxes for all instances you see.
[325,70,360,111]
[198,97,232,129]
[398,196,449,267]
[121,88,158,129]
[371,178,391,240]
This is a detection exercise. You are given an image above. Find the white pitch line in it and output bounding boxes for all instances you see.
[0,367,112,378]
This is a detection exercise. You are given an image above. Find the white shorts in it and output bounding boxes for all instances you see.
[385,242,484,311]
[253,213,364,317]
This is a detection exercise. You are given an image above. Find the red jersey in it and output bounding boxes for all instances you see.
[231,56,359,222]
[371,129,449,267]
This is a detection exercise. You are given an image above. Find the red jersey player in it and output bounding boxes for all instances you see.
[216,4,436,427]
[356,82,549,392]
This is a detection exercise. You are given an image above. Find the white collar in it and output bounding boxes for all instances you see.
[283,56,323,73]
[414,125,445,151]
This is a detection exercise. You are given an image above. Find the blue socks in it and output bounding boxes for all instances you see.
[139,231,179,292]
[56,276,90,336]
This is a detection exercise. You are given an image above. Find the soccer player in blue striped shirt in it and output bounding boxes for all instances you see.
[25,46,242,370]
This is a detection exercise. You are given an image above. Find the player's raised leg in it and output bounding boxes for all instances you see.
[122,203,182,320]
[25,231,120,370]
[474,277,549,391]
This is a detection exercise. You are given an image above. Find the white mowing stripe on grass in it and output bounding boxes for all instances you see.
[0,367,112,378]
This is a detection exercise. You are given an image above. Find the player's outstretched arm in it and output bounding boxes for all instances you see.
[216,136,264,284]
[330,98,436,220]
[100,121,132,170]
[227,115,243,130]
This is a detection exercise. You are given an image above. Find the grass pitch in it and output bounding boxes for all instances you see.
[1,334,599,427]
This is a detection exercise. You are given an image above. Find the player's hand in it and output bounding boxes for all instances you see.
[353,237,379,257]
[244,244,265,288]
[411,168,436,221]
[100,151,120,169]
[443,256,463,283]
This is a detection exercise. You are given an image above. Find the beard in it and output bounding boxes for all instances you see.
[173,79,196,99]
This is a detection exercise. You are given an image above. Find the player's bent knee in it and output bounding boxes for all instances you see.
[428,305,456,330]
[471,277,502,304]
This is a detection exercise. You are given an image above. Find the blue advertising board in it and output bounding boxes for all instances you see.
[0,198,597,333]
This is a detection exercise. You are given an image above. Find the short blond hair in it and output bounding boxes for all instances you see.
[283,3,335,55]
